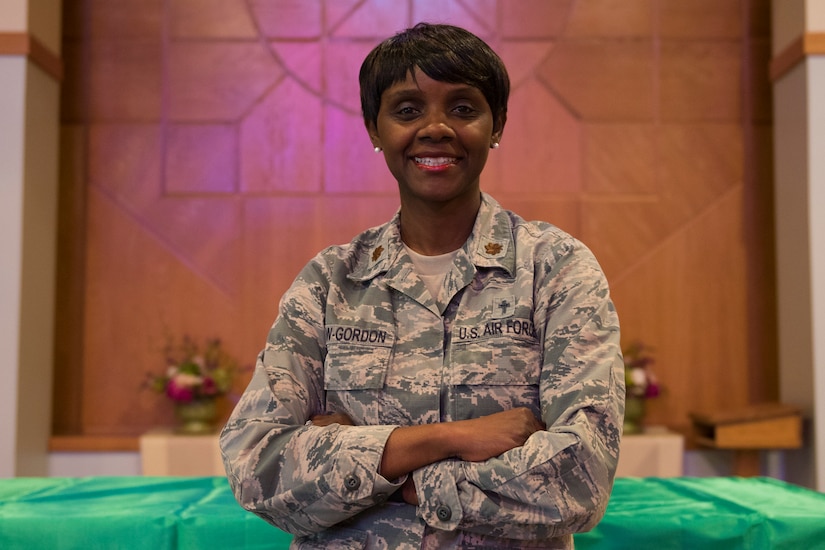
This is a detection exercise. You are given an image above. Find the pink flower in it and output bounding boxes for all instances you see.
[645,381,661,398]
[200,376,218,396]
[146,335,242,404]
[165,379,195,402]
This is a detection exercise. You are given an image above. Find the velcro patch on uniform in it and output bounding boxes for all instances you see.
[325,325,394,347]
[491,295,516,319]
[453,318,537,342]
[479,238,508,259]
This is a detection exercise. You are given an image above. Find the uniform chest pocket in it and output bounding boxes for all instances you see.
[324,343,391,390]
[449,320,541,387]
[323,324,394,391]
[448,323,541,419]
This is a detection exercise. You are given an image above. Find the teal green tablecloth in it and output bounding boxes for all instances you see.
[0,476,823,549]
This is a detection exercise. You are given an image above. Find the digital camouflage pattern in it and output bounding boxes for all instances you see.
[220,193,624,549]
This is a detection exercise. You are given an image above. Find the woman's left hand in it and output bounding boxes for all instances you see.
[400,476,418,505]
[309,412,355,426]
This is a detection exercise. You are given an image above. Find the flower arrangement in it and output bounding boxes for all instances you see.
[623,340,660,399]
[146,336,238,403]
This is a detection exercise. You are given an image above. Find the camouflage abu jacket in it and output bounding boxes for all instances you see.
[220,193,624,549]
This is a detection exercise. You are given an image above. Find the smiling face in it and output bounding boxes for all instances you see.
[368,68,503,209]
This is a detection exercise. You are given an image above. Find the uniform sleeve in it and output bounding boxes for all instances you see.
[412,238,624,539]
[219,259,404,537]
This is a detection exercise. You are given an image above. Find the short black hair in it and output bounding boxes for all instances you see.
[359,23,509,131]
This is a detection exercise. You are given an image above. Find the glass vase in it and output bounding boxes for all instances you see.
[174,397,218,435]
[623,396,646,435]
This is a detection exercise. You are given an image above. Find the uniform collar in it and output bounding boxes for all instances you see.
[465,193,516,277]
[348,193,516,283]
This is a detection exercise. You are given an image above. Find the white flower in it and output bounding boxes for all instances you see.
[172,373,203,388]
[630,367,648,388]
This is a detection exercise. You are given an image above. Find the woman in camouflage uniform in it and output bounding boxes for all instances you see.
[221,22,624,549]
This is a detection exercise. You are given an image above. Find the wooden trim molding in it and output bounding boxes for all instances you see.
[0,32,63,81]
[49,435,140,452]
[771,32,825,81]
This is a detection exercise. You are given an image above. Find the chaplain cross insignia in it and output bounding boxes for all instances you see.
[492,295,515,318]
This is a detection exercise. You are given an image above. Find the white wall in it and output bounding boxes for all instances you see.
[0,0,61,478]
[808,0,825,32]
[49,452,142,477]
[0,56,27,478]
[809,55,825,490]
[772,0,825,491]
[0,0,26,30]
[45,447,775,479]
[17,56,60,476]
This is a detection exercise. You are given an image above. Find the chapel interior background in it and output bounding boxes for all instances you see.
[54,0,775,445]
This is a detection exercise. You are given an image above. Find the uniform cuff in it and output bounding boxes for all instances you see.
[414,459,463,531]
[330,424,401,504]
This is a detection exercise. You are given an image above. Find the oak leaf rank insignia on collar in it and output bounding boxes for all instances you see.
[480,238,508,258]
[372,245,384,262]
[484,242,503,255]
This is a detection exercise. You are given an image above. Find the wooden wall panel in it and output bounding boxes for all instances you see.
[55,0,777,440]
[82,188,242,434]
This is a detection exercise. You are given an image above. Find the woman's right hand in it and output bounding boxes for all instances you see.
[382,407,545,502]
[380,407,546,481]
[450,407,546,462]
[309,412,355,427]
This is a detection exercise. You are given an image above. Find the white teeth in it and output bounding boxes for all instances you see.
[415,157,455,166]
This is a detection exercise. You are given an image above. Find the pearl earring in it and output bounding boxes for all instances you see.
[374,146,382,153]
[491,142,500,149]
